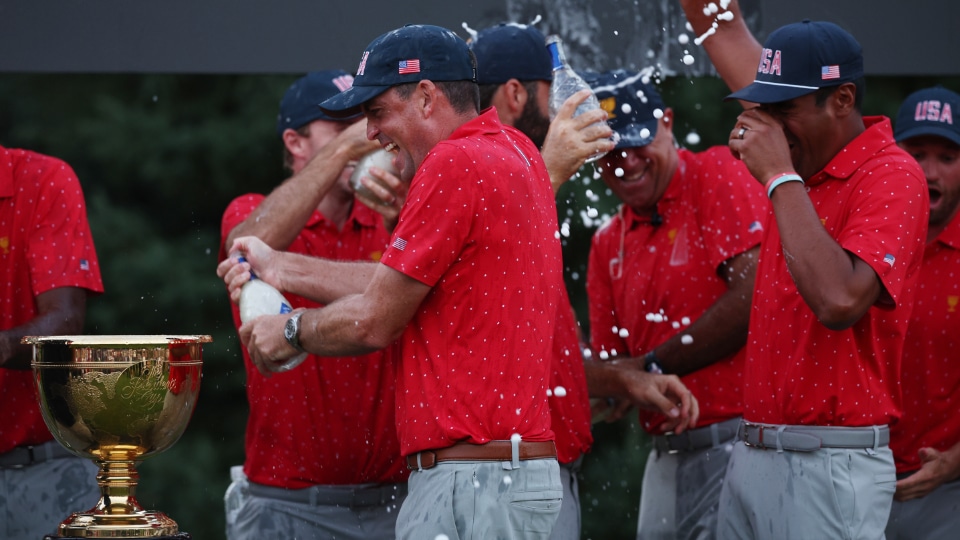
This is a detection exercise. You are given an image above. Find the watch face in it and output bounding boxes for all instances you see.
[284,314,298,342]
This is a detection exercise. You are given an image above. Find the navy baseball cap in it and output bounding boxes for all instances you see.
[726,20,863,104]
[587,69,664,149]
[895,86,960,146]
[471,23,553,85]
[320,24,476,116]
[276,70,359,137]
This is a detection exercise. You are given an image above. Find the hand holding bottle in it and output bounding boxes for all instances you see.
[236,257,307,374]
[545,35,619,163]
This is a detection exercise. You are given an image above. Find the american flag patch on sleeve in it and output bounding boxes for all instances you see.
[392,237,408,251]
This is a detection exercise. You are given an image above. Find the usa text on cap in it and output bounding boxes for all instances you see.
[895,86,960,146]
[726,20,863,104]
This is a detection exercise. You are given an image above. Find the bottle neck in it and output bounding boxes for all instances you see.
[546,39,566,71]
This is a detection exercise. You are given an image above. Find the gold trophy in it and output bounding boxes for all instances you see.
[23,335,210,539]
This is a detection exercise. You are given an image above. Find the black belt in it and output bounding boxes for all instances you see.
[0,441,75,469]
[653,417,740,453]
[247,482,407,508]
[739,421,889,452]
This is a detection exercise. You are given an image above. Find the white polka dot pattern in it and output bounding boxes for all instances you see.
[0,146,103,452]
[587,146,769,430]
[743,118,928,427]
[380,111,562,455]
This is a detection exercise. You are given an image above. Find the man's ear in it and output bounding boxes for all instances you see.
[832,82,857,118]
[502,79,528,117]
[417,79,438,118]
[282,128,308,160]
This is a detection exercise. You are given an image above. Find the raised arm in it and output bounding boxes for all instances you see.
[225,120,378,250]
[679,0,762,94]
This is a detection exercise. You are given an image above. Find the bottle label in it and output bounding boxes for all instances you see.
[547,42,563,71]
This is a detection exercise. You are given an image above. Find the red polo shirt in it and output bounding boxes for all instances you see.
[550,288,593,464]
[221,193,407,487]
[744,117,928,427]
[890,214,960,473]
[587,146,767,431]
[381,109,561,455]
[0,146,104,454]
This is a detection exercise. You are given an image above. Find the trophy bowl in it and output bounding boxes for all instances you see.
[23,335,210,539]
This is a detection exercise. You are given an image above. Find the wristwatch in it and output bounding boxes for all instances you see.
[643,351,664,374]
[283,312,306,353]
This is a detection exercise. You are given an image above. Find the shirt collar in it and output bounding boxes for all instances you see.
[935,211,960,251]
[306,196,383,229]
[807,116,895,187]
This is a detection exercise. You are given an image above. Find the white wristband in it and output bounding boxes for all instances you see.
[766,173,804,198]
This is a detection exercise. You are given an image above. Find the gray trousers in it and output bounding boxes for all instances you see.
[718,441,896,540]
[224,466,406,540]
[396,458,562,540]
[636,422,737,540]
[549,457,583,540]
[886,476,960,540]
[0,443,98,540]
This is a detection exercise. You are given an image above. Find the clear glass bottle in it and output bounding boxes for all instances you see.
[546,35,614,163]
[237,257,307,372]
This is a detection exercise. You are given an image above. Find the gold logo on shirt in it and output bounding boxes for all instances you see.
[370,250,383,262]
[0,237,8,255]
[948,296,959,313]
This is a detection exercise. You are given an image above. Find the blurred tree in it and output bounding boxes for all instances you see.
[1,72,957,539]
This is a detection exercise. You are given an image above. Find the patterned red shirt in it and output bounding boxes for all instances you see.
[744,117,928,427]
[221,192,407,488]
[890,214,960,473]
[0,146,103,454]
[587,146,768,431]
[381,109,561,455]
[549,287,592,464]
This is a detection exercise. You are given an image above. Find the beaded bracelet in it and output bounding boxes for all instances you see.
[765,172,804,198]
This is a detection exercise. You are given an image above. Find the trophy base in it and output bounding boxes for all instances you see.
[44,535,190,540]
[46,509,186,539]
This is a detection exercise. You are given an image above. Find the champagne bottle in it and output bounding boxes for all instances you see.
[546,35,615,163]
[237,257,307,372]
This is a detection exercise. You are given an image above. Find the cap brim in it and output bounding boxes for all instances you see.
[895,125,960,146]
[319,85,392,118]
[725,81,817,104]
[613,120,659,149]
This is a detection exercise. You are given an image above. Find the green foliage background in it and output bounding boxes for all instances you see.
[1,73,955,539]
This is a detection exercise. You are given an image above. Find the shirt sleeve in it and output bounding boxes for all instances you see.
[27,161,103,295]
[380,145,476,287]
[692,147,769,271]
[837,164,927,307]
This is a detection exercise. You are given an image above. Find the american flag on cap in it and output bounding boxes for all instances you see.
[821,65,840,80]
[399,59,420,74]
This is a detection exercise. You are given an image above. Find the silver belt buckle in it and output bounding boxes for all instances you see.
[743,422,766,449]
